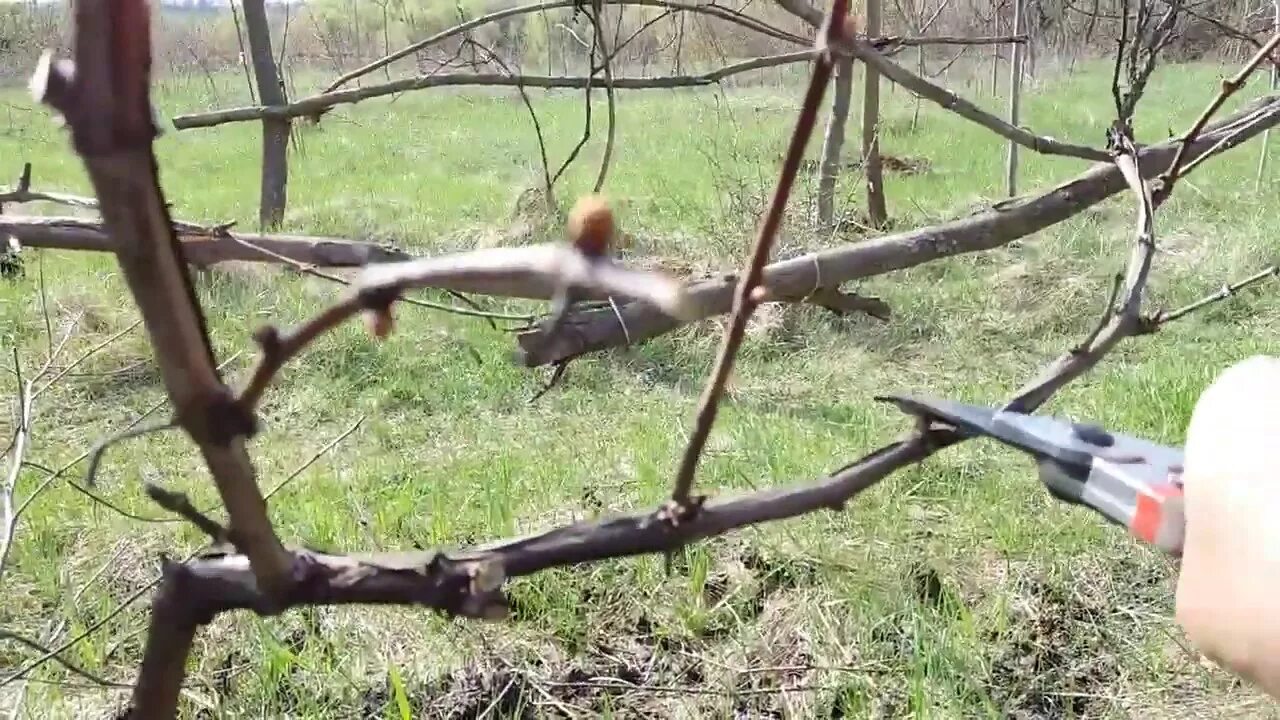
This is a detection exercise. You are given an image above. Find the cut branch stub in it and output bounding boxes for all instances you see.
[31,52,157,159]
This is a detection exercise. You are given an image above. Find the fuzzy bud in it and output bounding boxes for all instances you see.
[843,13,865,38]
[567,194,616,258]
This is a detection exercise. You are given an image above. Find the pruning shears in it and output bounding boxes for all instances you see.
[878,394,1186,556]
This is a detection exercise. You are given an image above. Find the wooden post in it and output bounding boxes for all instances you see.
[1257,0,1280,190]
[817,58,854,228]
[1005,0,1024,197]
[911,44,925,130]
[991,6,1001,96]
[862,0,888,228]
[242,0,290,228]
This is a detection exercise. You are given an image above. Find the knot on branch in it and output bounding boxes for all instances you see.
[252,325,282,358]
[1105,119,1136,154]
[155,556,222,627]
[355,285,401,340]
[181,384,258,445]
[655,494,707,529]
[32,47,161,157]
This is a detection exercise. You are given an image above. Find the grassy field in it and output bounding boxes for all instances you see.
[1,56,1279,719]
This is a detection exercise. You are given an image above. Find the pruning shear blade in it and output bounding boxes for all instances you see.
[877,393,1186,556]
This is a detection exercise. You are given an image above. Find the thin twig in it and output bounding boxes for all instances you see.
[68,476,177,525]
[81,421,178,488]
[461,38,555,211]
[668,0,850,509]
[0,629,118,687]
[235,300,371,415]
[228,0,256,104]
[1160,32,1280,196]
[588,5,618,192]
[36,251,53,363]
[5,353,245,567]
[50,411,361,527]
[230,233,533,324]
[0,543,210,693]
[144,483,229,542]
[528,361,570,403]
[0,351,30,583]
[1177,100,1278,178]
[262,417,365,501]
[0,572,160,688]
[834,37,1111,161]
[320,0,807,93]
[540,677,841,697]
[552,21,598,188]
[3,544,143,709]
[1149,264,1279,326]
[32,319,143,399]
[175,39,1036,131]
[1004,124,1157,413]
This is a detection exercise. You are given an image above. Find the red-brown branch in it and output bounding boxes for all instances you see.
[669,0,851,508]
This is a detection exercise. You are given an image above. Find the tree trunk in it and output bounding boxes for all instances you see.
[862,0,888,229]
[1005,0,1024,197]
[242,0,290,228]
[817,57,854,229]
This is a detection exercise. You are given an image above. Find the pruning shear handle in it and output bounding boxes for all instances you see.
[880,394,1186,556]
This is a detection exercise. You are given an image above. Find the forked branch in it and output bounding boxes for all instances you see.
[1160,32,1280,198]
[1004,122,1157,412]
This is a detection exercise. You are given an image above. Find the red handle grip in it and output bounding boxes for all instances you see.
[1131,468,1185,555]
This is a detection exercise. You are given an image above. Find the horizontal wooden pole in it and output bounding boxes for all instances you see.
[3,216,412,267]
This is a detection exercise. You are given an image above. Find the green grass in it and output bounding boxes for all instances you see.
[1,57,1279,718]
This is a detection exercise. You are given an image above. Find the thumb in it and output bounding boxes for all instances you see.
[1175,354,1280,691]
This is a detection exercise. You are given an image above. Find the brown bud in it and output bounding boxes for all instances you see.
[252,325,281,354]
[567,194,615,258]
[363,307,395,340]
[843,13,865,38]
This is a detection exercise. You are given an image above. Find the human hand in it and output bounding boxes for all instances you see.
[1175,354,1280,697]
